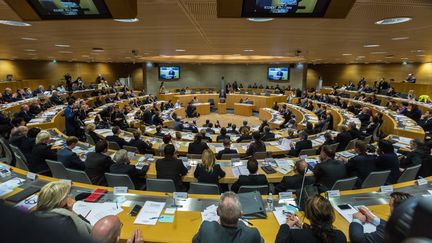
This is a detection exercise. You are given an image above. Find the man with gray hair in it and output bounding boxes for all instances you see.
[92,215,144,243]
[192,191,263,243]
[289,131,312,157]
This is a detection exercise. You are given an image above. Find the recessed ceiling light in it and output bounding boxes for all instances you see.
[392,37,409,41]
[342,53,352,56]
[92,48,104,52]
[243,49,254,52]
[417,54,426,57]
[59,51,72,54]
[376,17,412,25]
[371,51,387,55]
[114,18,139,23]
[175,49,186,52]
[364,44,380,48]
[411,50,424,53]
[25,49,36,52]
[385,55,394,59]
[247,18,274,22]
[21,37,37,41]
[357,56,365,58]
[401,57,409,60]
[56,44,70,48]
[27,53,37,56]
[0,20,31,27]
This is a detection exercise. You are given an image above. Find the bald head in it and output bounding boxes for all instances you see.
[217,192,242,227]
[92,215,122,243]
[17,126,28,136]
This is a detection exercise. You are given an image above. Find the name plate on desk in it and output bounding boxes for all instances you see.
[417,178,428,186]
[380,185,393,193]
[114,187,128,195]
[327,190,340,198]
[173,192,188,200]
[279,192,293,200]
[26,172,37,181]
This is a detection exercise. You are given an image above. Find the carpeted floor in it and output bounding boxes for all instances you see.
[183,112,262,127]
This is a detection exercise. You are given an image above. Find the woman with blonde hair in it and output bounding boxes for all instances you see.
[34,181,92,237]
[193,149,226,188]
[30,130,57,173]
[276,195,346,243]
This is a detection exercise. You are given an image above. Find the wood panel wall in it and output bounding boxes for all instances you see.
[0,60,144,90]
[308,63,432,87]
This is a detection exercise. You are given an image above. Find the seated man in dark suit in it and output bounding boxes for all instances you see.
[154,125,165,137]
[128,130,152,154]
[262,126,276,141]
[110,149,148,189]
[199,129,212,142]
[344,140,377,188]
[238,120,250,134]
[216,140,238,160]
[227,124,239,134]
[231,158,268,193]
[216,127,230,142]
[16,105,34,123]
[155,144,188,191]
[106,126,130,149]
[192,191,263,243]
[205,123,216,134]
[313,145,347,191]
[188,134,209,155]
[57,136,85,170]
[336,125,353,151]
[246,131,267,157]
[349,192,412,243]
[85,140,115,185]
[348,122,362,140]
[49,91,64,105]
[275,160,315,193]
[288,131,312,157]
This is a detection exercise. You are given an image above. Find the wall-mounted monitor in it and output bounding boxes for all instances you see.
[26,0,112,19]
[159,66,180,80]
[242,0,331,18]
[268,67,290,81]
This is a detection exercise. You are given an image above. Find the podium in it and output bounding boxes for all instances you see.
[234,103,254,116]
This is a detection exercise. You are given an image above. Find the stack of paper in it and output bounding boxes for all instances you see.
[232,165,249,178]
[0,178,25,196]
[73,201,124,225]
[274,159,294,174]
[201,204,219,222]
[134,201,166,225]
[333,204,377,233]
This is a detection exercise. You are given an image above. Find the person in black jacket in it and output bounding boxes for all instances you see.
[262,126,276,141]
[56,136,85,170]
[400,139,430,169]
[375,140,400,184]
[216,140,238,160]
[236,127,252,143]
[188,134,209,155]
[276,195,347,243]
[289,131,312,157]
[85,123,101,144]
[129,130,152,154]
[246,131,266,157]
[275,160,315,193]
[110,149,148,189]
[336,125,353,151]
[30,131,57,173]
[154,125,165,137]
[313,145,347,191]
[16,105,34,123]
[194,149,226,187]
[49,91,64,105]
[348,122,362,141]
[231,158,268,193]
[155,144,188,191]
[106,126,130,149]
[216,127,230,142]
[344,141,377,188]
[85,140,115,185]
[349,192,412,243]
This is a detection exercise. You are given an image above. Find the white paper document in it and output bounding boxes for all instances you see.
[201,204,219,222]
[134,201,166,225]
[232,165,249,178]
[73,201,123,225]
[333,204,377,233]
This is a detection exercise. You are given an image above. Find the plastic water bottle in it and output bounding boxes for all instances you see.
[267,193,274,211]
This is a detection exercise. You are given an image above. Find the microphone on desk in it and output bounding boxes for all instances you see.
[297,167,309,211]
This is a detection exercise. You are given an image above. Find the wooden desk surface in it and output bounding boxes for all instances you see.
[2,163,430,243]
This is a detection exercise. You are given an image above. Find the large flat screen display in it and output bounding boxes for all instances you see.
[159,66,180,80]
[27,0,112,19]
[268,67,290,81]
[242,0,331,18]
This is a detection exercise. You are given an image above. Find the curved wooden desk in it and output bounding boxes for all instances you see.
[1,162,430,243]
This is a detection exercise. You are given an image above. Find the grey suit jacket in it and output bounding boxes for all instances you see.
[192,221,263,243]
[349,220,386,243]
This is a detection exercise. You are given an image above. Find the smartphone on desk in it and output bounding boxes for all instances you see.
[129,204,142,216]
